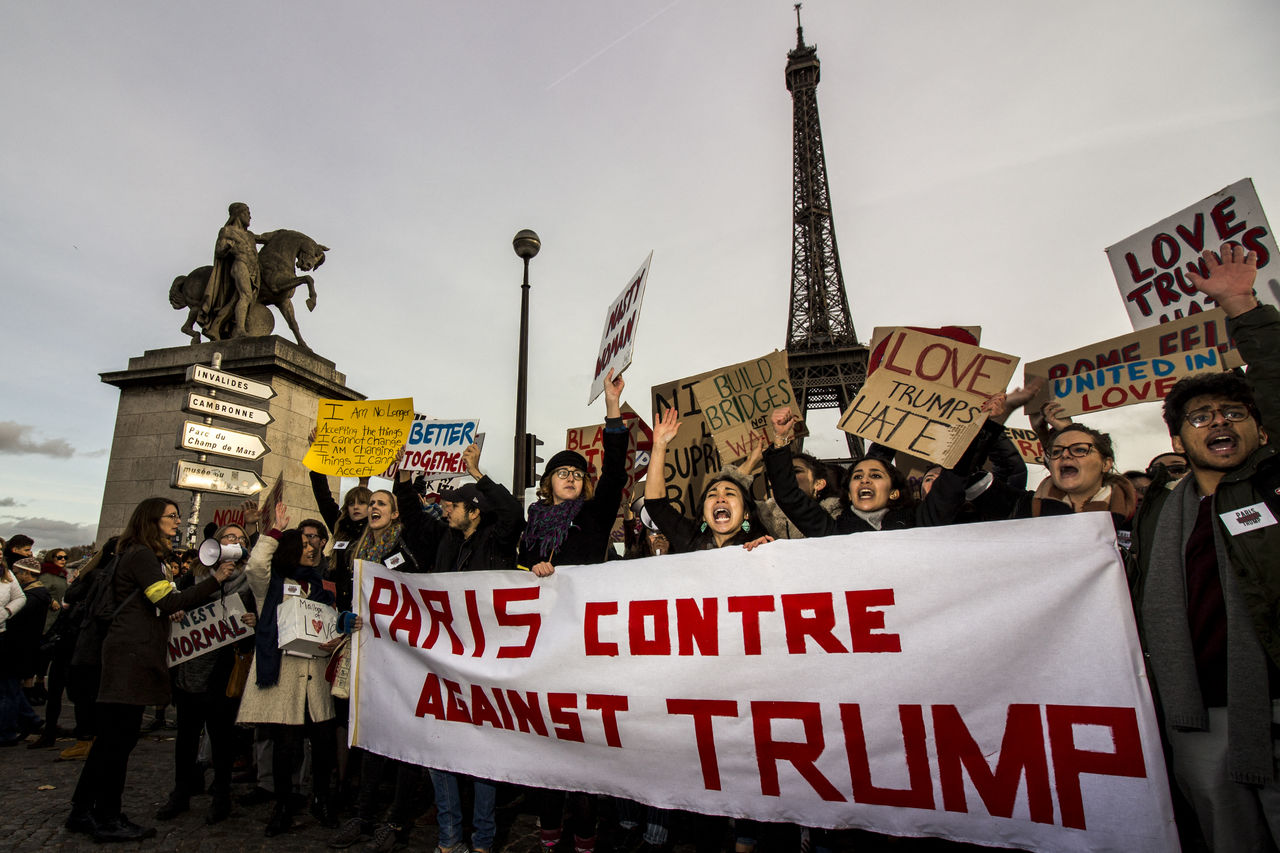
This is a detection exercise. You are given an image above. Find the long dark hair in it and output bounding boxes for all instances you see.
[118,498,178,556]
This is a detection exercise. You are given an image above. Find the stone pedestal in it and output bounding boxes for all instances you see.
[97,336,363,545]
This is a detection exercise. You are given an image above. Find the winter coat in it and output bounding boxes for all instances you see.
[0,583,49,678]
[517,422,629,568]
[311,470,368,613]
[1129,303,1280,669]
[764,444,966,537]
[236,534,335,726]
[0,574,24,632]
[97,544,222,706]
[392,476,523,573]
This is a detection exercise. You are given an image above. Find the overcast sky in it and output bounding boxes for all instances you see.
[2,0,1278,551]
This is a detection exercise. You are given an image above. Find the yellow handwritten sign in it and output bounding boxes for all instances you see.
[304,398,414,477]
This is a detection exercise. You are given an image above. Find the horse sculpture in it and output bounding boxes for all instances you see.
[169,229,329,349]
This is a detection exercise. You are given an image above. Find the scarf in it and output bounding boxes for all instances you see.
[40,560,67,578]
[1140,475,1272,784]
[254,560,328,688]
[354,520,403,563]
[850,507,890,531]
[522,499,585,561]
[1030,476,1136,520]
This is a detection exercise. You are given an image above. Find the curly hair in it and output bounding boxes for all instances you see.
[1161,371,1259,436]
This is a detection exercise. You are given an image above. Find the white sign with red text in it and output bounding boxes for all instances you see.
[350,515,1176,852]
[589,252,652,404]
[1106,178,1280,329]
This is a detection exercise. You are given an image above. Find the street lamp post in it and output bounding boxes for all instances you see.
[512,229,540,506]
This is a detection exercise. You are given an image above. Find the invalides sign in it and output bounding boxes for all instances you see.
[186,364,276,401]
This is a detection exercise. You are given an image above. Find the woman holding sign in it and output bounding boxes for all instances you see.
[68,497,236,843]
[519,368,630,574]
[764,407,968,536]
[155,524,257,826]
[518,369,629,853]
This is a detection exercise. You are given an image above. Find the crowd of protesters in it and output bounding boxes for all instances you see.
[0,243,1276,852]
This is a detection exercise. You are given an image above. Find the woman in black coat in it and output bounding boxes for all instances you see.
[518,369,630,574]
[68,497,235,843]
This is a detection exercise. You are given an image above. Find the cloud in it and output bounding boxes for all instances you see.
[0,498,18,507]
[0,422,75,458]
[81,448,108,458]
[0,517,97,548]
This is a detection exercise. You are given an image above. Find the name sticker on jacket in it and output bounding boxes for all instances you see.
[384,553,405,569]
[282,582,303,597]
[333,541,350,551]
[1220,502,1278,535]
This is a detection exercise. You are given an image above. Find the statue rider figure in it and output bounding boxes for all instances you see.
[199,202,266,339]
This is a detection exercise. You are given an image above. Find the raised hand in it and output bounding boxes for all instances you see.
[1187,242,1260,318]
[1041,400,1073,431]
[652,407,681,447]
[770,406,799,446]
[273,500,290,533]
[604,369,625,418]
[463,443,482,479]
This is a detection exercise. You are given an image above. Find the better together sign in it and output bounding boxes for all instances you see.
[351,515,1176,852]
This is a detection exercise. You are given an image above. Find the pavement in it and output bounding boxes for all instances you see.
[1,712,1005,853]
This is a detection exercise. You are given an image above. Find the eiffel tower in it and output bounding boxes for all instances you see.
[783,5,867,456]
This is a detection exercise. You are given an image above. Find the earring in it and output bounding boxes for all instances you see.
[741,520,751,533]
[699,522,708,533]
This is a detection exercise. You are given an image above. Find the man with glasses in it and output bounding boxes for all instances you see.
[1129,243,1280,850]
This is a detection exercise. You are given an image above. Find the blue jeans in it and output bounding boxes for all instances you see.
[0,677,41,741]
[429,769,496,850]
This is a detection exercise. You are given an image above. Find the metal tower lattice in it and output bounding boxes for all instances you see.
[784,5,867,456]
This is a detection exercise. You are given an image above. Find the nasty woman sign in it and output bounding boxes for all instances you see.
[589,252,652,404]
[350,515,1177,852]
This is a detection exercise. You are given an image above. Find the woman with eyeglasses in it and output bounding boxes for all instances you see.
[1013,422,1136,528]
[518,369,630,577]
[68,497,237,842]
[155,523,257,825]
[517,370,630,853]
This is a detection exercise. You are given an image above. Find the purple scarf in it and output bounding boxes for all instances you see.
[521,499,585,561]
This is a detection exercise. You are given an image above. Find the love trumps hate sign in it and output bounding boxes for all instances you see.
[304,398,415,477]
[350,513,1177,852]
[839,329,1018,468]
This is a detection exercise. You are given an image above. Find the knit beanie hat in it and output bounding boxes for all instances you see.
[545,450,588,475]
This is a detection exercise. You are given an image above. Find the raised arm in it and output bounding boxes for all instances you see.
[763,407,840,538]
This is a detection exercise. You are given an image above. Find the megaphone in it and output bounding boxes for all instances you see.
[198,538,246,567]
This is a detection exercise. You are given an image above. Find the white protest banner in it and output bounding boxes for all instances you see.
[589,252,652,404]
[838,329,1018,468]
[1041,347,1224,417]
[399,418,482,479]
[1106,178,1280,329]
[167,596,254,667]
[691,350,795,464]
[351,514,1177,852]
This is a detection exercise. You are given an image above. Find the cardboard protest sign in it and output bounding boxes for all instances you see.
[352,514,1178,851]
[399,418,482,479]
[691,351,795,465]
[1024,309,1240,387]
[1042,347,1224,417]
[651,369,726,519]
[838,329,1018,467]
[869,326,981,372]
[1106,178,1280,329]
[168,596,253,667]
[564,404,653,533]
[304,398,414,477]
[1006,427,1046,467]
[589,252,652,404]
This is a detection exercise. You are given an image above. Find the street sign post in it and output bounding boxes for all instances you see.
[184,392,274,426]
[186,364,276,401]
[171,460,267,496]
[177,420,270,461]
